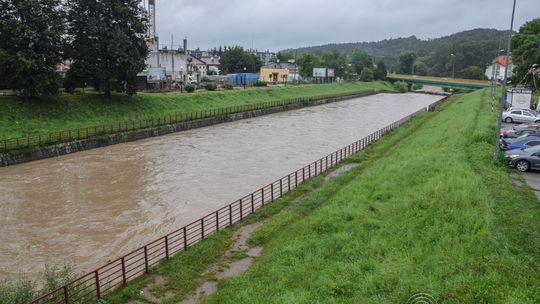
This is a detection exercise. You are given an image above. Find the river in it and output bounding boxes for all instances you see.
[0,93,443,280]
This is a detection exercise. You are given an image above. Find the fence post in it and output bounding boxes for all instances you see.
[251,196,254,213]
[63,286,69,304]
[215,211,219,232]
[95,270,101,299]
[288,175,291,191]
[240,199,243,221]
[271,184,274,201]
[121,257,127,285]
[201,218,205,240]
[280,179,283,197]
[229,204,233,226]
[302,167,305,181]
[326,156,328,170]
[295,171,298,187]
[183,227,187,250]
[165,235,170,259]
[144,246,149,273]
[261,188,265,206]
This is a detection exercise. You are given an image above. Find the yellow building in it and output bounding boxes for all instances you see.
[259,67,290,84]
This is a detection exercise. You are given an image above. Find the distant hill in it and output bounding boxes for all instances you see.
[282,29,510,77]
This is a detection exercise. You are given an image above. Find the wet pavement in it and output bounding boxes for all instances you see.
[0,93,443,280]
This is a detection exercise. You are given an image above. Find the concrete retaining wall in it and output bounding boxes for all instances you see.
[0,91,386,167]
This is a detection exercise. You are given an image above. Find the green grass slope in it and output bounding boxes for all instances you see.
[200,90,540,303]
[0,82,391,139]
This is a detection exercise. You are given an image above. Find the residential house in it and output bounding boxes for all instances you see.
[260,67,289,84]
[485,55,514,81]
[264,60,298,82]
[199,56,221,75]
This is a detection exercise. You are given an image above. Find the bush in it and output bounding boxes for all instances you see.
[412,84,424,90]
[205,83,217,91]
[393,81,409,93]
[223,83,234,90]
[184,84,196,93]
[360,68,374,82]
[0,264,75,304]
[253,81,267,87]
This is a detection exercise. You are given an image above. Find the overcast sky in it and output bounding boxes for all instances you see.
[150,0,539,51]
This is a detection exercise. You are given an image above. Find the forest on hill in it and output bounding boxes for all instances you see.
[280,29,510,79]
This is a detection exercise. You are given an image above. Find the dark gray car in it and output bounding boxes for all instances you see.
[504,145,540,172]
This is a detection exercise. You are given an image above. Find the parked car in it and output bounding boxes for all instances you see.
[501,135,540,151]
[501,125,540,138]
[502,109,540,123]
[507,107,539,115]
[504,145,540,172]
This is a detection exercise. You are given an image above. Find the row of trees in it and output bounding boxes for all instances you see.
[0,0,148,97]
[296,49,387,81]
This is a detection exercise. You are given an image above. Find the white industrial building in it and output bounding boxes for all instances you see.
[142,0,206,85]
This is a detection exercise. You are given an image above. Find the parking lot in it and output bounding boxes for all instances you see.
[503,122,540,201]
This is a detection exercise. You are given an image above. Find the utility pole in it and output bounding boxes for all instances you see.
[450,54,456,78]
[171,34,175,83]
[494,0,517,160]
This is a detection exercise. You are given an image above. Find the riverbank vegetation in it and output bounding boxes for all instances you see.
[0,81,392,139]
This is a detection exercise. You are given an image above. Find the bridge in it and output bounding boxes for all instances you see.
[386,74,492,89]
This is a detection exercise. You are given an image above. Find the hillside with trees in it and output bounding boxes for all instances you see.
[282,28,510,79]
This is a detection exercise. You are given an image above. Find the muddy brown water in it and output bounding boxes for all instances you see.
[0,93,443,280]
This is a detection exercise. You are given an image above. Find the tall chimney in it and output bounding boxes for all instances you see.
[148,0,156,39]
[183,38,188,55]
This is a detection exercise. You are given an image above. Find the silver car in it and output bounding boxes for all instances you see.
[504,145,540,172]
[502,109,540,123]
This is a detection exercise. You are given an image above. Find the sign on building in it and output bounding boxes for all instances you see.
[147,67,166,83]
[508,88,533,109]
[327,69,335,78]
[313,68,327,78]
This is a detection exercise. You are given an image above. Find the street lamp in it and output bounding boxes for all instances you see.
[180,66,184,93]
[494,0,517,160]
[450,54,456,78]
[243,67,247,89]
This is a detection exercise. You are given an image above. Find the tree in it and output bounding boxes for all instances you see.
[218,46,261,74]
[276,52,294,62]
[413,60,428,76]
[398,51,417,74]
[459,66,484,80]
[350,49,373,75]
[0,0,65,97]
[66,0,149,96]
[321,51,348,77]
[512,18,540,90]
[360,68,374,82]
[374,61,388,80]
[297,53,321,78]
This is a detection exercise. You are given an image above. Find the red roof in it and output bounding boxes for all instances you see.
[492,55,512,66]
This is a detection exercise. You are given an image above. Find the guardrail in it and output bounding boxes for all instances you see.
[1,90,381,154]
[27,98,443,304]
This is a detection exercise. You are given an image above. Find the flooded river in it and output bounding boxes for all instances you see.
[0,93,443,280]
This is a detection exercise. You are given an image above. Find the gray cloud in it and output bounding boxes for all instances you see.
[150,0,539,51]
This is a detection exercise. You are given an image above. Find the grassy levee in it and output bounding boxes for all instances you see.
[101,95,436,304]
[0,82,391,139]
[194,90,540,303]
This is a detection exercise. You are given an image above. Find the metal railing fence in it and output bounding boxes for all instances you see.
[27,99,442,304]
